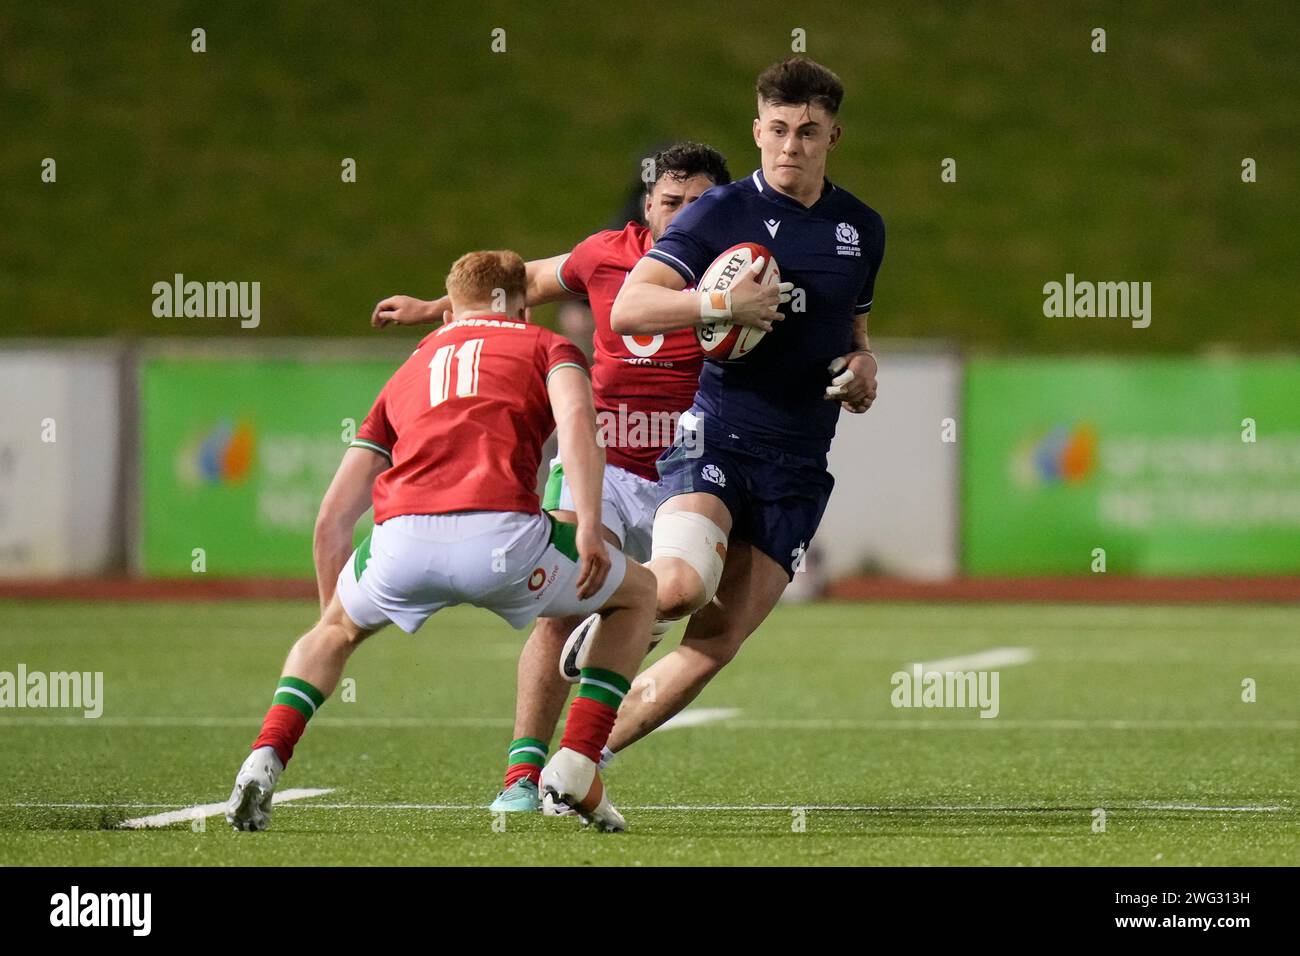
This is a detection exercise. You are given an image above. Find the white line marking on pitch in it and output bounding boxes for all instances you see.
[0,716,514,728]
[274,802,1287,814]
[724,718,1300,730]
[655,707,740,731]
[10,800,1288,815]
[16,803,175,809]
[6,715,1299,730]
[117,787,334,829]
[1,709,745,731]
[913,646,1035,672]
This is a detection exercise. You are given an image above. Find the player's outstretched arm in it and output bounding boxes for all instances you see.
[313,447,390,611]
[546,365,610,600]
[371,255,579,328]
[524,254,580,306]
[372,294,447,328]
[610,256,784,335]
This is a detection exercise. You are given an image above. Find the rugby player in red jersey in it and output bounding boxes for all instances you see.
[226,251,657,833]
[370,144,774,812]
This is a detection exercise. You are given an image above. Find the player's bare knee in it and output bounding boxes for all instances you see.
[654,561,705,621]
[658,594,698,623]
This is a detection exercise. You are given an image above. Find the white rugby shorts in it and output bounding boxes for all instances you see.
[336,511,626,634]
[542,456,660,563]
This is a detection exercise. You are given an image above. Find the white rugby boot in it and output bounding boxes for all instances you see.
[539,747,626,832]
[559,613,600,684]
[559,614,673,684]
[226,745,284,832]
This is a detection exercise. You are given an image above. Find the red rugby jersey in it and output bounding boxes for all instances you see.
[353,316,588,522]
[558,222,703,481]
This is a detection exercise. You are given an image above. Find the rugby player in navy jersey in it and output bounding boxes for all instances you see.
[588,56,886,761]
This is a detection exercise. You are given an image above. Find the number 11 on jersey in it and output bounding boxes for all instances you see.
[429,337,484,407]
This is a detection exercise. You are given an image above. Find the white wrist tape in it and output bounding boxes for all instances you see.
[699,289,733,322]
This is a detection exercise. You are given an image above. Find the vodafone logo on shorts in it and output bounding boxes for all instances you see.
[622,333,663,357]
[528,562,560,599]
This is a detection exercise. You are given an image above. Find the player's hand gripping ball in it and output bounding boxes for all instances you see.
[695,243,788,360]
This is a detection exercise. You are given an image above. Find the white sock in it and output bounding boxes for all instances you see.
[598,745,617,770]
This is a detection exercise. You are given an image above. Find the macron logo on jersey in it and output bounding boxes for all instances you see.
[764,218,781,238]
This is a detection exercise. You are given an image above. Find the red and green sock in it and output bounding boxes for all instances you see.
[252,676,326,766]
[502,737,549,789]
[559,667,631,763]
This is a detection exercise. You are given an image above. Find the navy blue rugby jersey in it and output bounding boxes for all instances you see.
[646,168,885,459]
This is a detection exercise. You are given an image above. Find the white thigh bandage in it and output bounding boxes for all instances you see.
[651,510,728,606]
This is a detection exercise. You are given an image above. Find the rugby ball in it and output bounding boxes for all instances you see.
[695,242,779,361]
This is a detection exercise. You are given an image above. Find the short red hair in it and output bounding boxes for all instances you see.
[446,250,527,311]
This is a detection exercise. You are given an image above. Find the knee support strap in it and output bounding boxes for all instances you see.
[650,510,728,607]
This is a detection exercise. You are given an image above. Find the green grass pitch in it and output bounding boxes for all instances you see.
[1,600,1296,866]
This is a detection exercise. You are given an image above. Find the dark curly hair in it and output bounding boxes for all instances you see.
[647,141,730,194]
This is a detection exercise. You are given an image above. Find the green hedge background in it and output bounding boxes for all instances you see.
[3,1,1296,349]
